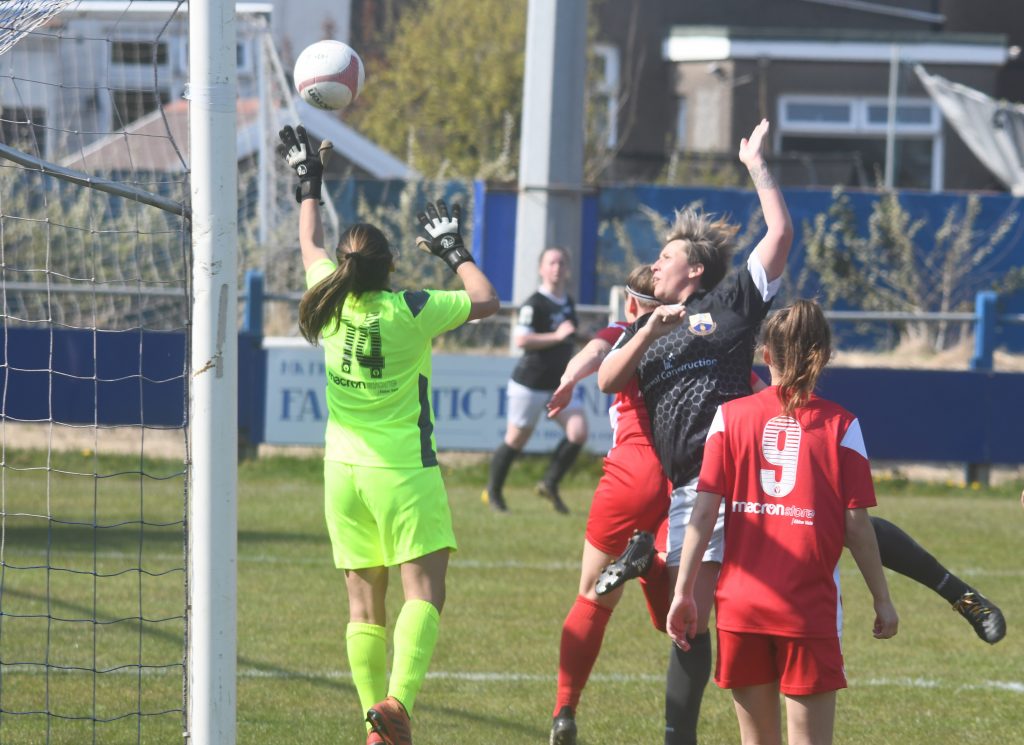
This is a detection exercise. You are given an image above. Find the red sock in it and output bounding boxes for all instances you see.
[639,553,669,633]
[554,595,613,716]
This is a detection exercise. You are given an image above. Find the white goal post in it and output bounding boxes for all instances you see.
[187,1,238,744]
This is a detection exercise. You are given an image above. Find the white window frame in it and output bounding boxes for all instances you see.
[779,95,857,134]
[675,96,688,150]
[860,96,940,135]
[776,94,944,190]
[592,43,620,149]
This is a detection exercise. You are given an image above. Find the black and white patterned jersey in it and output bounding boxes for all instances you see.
[613,251,780,486]
[510,290,578,391]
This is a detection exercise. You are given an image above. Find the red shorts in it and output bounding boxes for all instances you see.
[585,441,672,556]
[715,629,847,696]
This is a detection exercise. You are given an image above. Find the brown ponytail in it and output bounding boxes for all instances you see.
[761,299,832,415]
[298,223,392,345]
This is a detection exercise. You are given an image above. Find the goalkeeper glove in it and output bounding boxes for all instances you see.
[416,199,474,273]
[277,124,330,204]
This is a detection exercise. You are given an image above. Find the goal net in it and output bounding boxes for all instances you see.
[0,0,190,740]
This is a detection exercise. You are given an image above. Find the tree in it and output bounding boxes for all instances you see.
[350,0,528,179]
[802,188,1023,350]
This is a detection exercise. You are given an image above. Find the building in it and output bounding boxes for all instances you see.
[594,0,1023,192]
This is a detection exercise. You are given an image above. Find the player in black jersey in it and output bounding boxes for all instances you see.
[483,247,587,514]
[599,119,792,745]
[600,120,1005,745]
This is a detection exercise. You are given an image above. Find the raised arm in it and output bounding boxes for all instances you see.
[417,199,499,322]
[739,119,793,283]
[298,199,331,270]
[845,507,899,640]
[280,125,332,270]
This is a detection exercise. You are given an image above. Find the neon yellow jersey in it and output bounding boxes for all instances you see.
[305,259,471,467]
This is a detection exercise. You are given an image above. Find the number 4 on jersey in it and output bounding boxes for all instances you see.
[341,313,385,378]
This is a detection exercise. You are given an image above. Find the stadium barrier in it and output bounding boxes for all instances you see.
[3,279,1019,477]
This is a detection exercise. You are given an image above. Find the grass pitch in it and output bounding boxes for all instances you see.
[1,451,1021,743]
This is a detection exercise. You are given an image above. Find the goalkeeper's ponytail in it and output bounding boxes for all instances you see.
[299,223,393,345]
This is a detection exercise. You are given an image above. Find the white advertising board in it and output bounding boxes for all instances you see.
[262,338,614,453]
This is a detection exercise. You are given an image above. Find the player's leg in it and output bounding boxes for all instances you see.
[484,381,541,511]
[366,466,457,743]
[552,540,621,745]
[784,692,836,745]
[871,516,1006,643]
[324,461,392,728]
[776,634,845,745]
[663,479,724,745]
[664,562,719,745]
[539,403,588,513]
[731,684,783,745]
[552,443,671,744]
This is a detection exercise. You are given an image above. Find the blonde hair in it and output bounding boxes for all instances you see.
[663,208,740,290]
[761,299,832,415]
[298,223,392,345]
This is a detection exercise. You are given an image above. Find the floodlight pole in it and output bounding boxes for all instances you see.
[513,0,588,304]
[188,0,239,743]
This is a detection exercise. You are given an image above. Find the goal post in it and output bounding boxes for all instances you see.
[187,2,238,745]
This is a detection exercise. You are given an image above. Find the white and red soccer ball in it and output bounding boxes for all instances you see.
[293,40,365,111]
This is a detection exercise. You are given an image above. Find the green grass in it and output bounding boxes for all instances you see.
[1,451,1022,743]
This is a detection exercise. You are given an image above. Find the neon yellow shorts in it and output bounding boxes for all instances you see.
[323,461,457,569]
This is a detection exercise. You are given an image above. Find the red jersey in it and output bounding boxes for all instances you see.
[595,323,654,448]
[697,387,876,639]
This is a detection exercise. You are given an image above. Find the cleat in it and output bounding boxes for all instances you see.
[952,591,1006,644]
[536,481,570,514]
[482,488,508,513]
[366,696,412,745]
[550,706,577,745]
[596,530,655,595]
[366,730,385,745]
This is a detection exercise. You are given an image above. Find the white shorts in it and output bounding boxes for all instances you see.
[505,378,582,430]
[665,477,725,567]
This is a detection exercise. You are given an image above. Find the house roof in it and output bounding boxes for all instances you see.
[663,26,1010,66]
[60,97,417,179]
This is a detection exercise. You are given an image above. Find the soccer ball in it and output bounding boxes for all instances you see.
[293,40,365,111]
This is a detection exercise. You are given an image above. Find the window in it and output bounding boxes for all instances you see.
[777,95,942,190]
[111,89,170,126]
[0,107,46,157]
[591,43,620,149]
[111,41,169,66]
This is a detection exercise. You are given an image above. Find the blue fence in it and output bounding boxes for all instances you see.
[3,320,1021,471]
[325,181,1024,349]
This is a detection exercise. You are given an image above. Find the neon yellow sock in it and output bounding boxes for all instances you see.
[345,622,387,721]
[388,599,440,716]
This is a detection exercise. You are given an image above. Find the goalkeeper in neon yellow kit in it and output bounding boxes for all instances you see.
[279,125,500,745]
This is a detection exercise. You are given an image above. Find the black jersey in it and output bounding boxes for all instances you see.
[510,290,578,391]
[614,253,777,486]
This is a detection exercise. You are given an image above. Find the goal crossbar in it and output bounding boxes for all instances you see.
[0,141,189,217]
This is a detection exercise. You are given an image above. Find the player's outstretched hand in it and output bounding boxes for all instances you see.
[666,594,698,651]
[547,380,575,418]
[738,118,770,168]
[416,199,475,273]
[277,124,324,203]
[872,599,899,639]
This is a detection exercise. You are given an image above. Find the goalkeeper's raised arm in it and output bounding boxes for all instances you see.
[740,119,793,283]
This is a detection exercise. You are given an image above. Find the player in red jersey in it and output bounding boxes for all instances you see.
[545,266,673,745]
[668,299,898,745]
[745,377,1005,645]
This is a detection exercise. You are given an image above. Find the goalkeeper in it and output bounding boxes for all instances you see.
[279,125,499,745]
